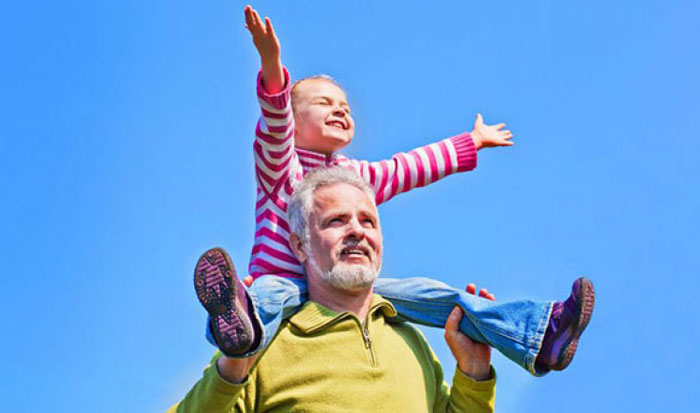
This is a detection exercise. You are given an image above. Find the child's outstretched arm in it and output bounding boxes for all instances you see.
[347,114,513,205]
[243,6,299,197]
[244,5,284,94]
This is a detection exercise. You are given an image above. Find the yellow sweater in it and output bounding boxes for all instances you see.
[170,295,495,412]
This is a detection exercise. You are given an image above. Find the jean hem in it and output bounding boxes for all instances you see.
[526,301,554,377]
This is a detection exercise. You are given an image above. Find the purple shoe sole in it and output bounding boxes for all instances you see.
[552,278,595,370]
[194,247,255,356]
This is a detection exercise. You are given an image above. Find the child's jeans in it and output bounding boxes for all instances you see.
[206,275,554,376]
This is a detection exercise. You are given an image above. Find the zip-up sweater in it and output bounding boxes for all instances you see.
[250,68,478,280]
[170,295,496,412]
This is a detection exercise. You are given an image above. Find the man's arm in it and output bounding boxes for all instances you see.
[168,353,256,413]
[427,327,496,413]
[431,286,497,412]
[348,114,512,205]
[441,306,496,412]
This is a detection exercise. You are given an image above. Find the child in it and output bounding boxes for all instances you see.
[194,5,594,376]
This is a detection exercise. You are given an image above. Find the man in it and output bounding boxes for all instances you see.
[171,167,498,412]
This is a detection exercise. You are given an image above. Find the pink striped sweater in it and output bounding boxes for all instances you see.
[249,68,478,280]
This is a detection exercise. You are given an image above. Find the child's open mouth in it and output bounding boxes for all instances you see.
[326,120,346,130]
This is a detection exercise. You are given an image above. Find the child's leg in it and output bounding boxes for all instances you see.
[374,277,553,376]
[196,248,308,358]
[244,275,308,355]
[203,275,309,358]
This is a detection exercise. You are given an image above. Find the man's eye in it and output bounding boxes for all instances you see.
[328,218,343,225]
[362,219,375,227]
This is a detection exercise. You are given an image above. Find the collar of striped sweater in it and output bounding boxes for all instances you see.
[296,147,350,169]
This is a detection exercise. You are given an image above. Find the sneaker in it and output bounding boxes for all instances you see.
[536,277,595,371]
[194,247,259,356]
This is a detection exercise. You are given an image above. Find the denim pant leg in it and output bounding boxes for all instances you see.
[205,275,308,358]
[374,277,553,376]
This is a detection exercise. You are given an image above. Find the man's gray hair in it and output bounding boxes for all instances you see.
[288,166,376,242]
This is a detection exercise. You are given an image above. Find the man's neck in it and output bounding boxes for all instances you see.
[307,281,374,321]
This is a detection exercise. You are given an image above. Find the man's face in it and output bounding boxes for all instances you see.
[292,79,355,155]
[305,182,382,291]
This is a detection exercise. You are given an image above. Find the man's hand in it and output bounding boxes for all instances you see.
[444,285,494,381]
[244,5,284,93]
[470,113,514,150]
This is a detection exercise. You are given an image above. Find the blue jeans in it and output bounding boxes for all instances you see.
[206,276,554,376]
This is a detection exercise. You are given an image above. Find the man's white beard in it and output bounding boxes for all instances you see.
[308,255,379,292]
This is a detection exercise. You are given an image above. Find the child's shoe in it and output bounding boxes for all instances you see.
[194,247,260,357]
[536,277,595,371]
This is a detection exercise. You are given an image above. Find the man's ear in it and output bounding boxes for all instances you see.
[289,233,307,263]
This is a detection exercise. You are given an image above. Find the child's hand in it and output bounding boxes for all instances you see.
[470,113,514,150]
[244,5,284,93]
[245,6,280,66]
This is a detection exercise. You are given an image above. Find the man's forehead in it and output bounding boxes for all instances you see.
[311,183,376,215]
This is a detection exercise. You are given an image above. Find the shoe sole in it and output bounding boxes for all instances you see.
[194,247,254,356]
[554,278,595,370]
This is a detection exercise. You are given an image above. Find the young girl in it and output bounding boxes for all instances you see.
[194,5,594,376]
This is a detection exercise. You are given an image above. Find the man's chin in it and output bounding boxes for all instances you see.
[322,263,378,291]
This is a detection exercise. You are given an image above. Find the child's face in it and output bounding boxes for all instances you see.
[292,79,355,155]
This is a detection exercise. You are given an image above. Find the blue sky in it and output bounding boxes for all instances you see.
[1,1,698,411]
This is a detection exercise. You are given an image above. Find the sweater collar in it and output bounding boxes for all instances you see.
[295,147,349,172]
[289,294,398,334]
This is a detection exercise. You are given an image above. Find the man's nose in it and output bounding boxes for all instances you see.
[346,217,365,239]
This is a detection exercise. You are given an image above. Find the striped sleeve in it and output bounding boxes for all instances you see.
[348,133,478,205]
[253,67,298,195]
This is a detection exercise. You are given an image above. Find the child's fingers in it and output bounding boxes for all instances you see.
[247,7,260,29]
[466,283,476,295]
[494,122,506,130]
[252,9,264,31]
[265,17,276,37]
[244,6,257,29]
[245,14,262,37]
[487,293,496,301]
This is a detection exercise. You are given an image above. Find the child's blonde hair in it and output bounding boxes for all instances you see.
[290,75,346,110]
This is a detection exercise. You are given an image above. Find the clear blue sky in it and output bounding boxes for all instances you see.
[1,1,698,411]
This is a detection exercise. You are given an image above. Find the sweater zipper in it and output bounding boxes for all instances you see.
[362,323,377,366]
